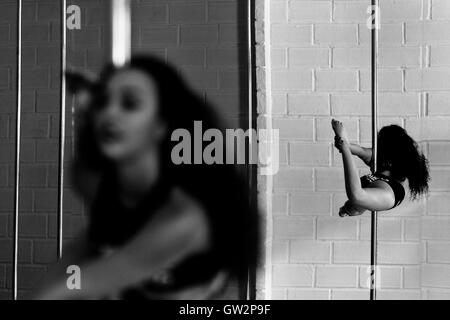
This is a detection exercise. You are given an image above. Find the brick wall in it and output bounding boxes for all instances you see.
[0,0,248,299]
[256,0,450,300]
[0,0,86,299]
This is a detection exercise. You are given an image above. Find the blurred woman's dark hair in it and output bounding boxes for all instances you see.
[377,124,430,200]
[71,55,259,284]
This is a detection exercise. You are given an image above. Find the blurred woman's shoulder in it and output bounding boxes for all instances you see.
[160,187,212,250]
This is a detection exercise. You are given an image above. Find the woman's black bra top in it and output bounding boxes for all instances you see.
[360,172,406,209]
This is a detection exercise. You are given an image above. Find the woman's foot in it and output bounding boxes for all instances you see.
[331,119,349,144]
[339,201,366,217]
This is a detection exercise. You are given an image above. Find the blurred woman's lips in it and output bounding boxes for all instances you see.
[98,123,124,142]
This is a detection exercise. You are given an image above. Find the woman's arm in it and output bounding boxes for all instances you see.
[36,189,210,300]
[30,230,97,299]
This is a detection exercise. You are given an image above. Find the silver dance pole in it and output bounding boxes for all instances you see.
[246,0,258,301]
[12,0,23,300]
[111,0,132,67]
[246,0,252,300]
[57,0,67,259]
[370,0,379,301]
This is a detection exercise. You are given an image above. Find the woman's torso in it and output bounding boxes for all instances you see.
[360,171,406,208]
[88,175,224,299]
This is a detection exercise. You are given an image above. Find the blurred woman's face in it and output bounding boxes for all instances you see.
[93,69,166,162]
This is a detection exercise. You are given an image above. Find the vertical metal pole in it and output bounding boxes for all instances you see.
[71,94,76,156]
[370,0,379,301]
[12,0,23,301]
[57,0,67,259]
[246,0,257,301]
[111,0,132,67]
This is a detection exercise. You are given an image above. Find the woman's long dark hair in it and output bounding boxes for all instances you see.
[377,125,430,200]
[71,55,259,283]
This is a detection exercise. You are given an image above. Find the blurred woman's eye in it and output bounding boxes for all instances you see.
[121,92,139,111]
[93,91,108,110]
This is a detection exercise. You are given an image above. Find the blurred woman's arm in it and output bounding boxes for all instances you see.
[35,189,211,300]
[31,230,97,299]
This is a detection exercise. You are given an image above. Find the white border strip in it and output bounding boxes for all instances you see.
[264,0,273,301]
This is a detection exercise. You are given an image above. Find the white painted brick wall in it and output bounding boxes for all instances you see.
[257,0,450,299]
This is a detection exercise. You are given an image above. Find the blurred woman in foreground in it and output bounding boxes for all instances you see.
[33,56,259,299]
